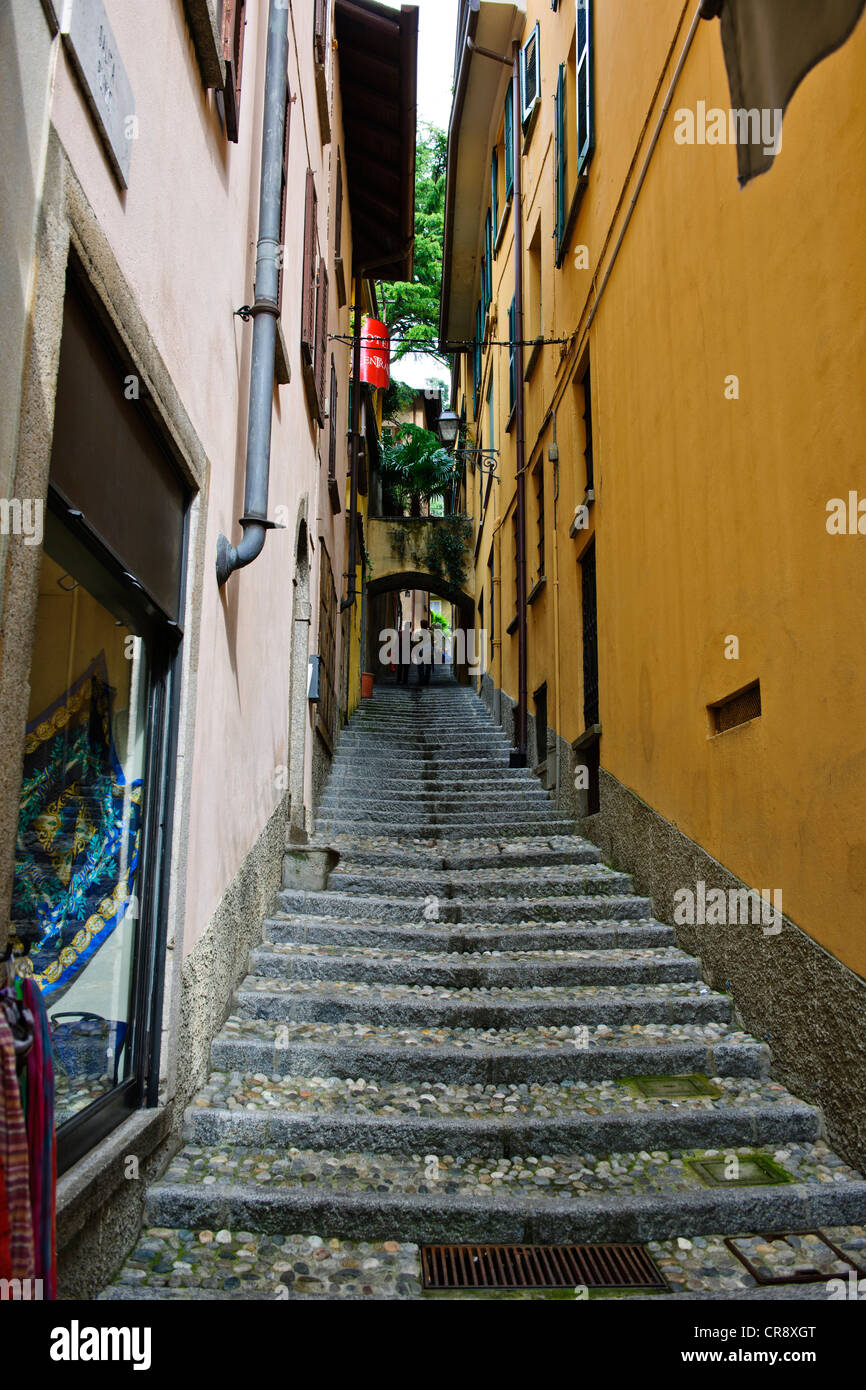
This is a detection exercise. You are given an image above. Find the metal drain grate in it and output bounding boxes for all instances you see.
[420,1243,669,1292]
[725,1232,865,1286]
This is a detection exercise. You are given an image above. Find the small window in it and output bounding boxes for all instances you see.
[534,457,545,581]
[520,23,540,130]
[554,63,567,262]
[328,358,339,478]
[581,363,594,493]
[577,0,594,175]
[220,0,247,143]
[709,682,762,735]
[301,170,318,365]
[314,0,328,67]
[504,84,514,197]
[507,296,517,414]
[473,301,483,418]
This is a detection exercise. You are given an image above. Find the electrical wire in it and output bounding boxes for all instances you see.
[328,333,575,350]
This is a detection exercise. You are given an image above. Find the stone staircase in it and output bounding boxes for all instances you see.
[102,676,866,1299]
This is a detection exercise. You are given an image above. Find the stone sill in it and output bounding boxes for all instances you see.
[57,1106,172,1252]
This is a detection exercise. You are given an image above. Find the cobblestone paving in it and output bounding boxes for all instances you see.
[102,1225,866,1300]
[101,682,866,1301]
[191,1072,807,1120]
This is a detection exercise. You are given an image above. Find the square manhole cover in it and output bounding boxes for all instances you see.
[687,1153,792,1187]
[725,1232,865,1285]
[623,1075,721,1098]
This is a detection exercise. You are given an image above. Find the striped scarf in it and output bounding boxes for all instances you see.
[0,1010,35,1280]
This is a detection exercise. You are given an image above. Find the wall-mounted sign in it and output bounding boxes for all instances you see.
[61,0,136,188]
[360,319,390,390]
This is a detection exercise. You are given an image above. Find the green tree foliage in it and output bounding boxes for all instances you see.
[379,123,447,363]
[379,423,456,518]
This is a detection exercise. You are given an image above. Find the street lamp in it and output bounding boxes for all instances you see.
[435,410,461,450]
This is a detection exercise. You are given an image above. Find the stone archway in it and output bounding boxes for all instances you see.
[287,506,310,842]
[366,572,477,685]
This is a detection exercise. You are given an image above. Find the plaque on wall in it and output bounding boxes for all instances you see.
[61,0,136,188]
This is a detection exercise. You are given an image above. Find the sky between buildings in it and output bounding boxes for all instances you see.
[380,0,457,397]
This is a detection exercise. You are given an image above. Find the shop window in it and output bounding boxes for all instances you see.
[10,268,187,1172]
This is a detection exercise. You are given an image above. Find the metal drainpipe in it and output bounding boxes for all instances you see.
[216,0,290,587]
[511,41,529,767]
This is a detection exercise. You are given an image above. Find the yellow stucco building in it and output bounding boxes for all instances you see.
[441,0,866,1161]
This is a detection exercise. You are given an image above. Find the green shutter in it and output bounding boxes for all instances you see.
[484,211,493,309]
[508,297,516,414]
[491,148,499,232]
[520,24,540,130]
[577,0,594,175]
[554,63,567,263]
[474,302,483,416]
[504,85,514,198]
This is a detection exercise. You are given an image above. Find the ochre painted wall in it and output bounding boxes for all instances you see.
[453,1,866,977]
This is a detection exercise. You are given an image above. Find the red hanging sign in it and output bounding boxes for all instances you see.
[360,318,390,389]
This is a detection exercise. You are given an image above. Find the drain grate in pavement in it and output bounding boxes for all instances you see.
[420,1242,669,1292]
[725,1232,865,1285]
[624,1074,721,1098]
[686,1153,792,1187]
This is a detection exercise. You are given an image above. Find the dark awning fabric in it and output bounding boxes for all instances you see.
[704,0,866,184]
[335,0,418,282]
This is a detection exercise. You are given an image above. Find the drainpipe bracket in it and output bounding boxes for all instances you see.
[239,514,285,530]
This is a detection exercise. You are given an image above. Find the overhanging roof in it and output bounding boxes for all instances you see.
[335,0,419,283]
[439,2,523,348]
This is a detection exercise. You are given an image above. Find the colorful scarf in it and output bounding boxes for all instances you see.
[0,1010,35,1280]
[22,978,57,1298]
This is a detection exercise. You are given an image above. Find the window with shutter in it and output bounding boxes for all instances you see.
[491,149,499,233]
[504,85,514,198]
[301,170,318,365]
[314,0,327,68]
[328,359,338,477]
[520,23,540,130]
[508,296,517,414]
[554,63,567,263]
[577,0,594,175]
[484,212,493,312]
[314,258,329,425]
[317,544,338,748]
[220,0,247,144]
[473,302,483,417]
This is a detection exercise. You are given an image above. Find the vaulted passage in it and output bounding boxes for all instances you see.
[103,678,866,1300]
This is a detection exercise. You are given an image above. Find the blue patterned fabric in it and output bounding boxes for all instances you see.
[10,654,142,998]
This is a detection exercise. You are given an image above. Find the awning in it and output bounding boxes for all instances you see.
[335,0,419,282]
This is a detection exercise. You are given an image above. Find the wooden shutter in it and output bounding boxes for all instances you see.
[335,148,343,259]
[484,212,493,311]
[508,297,516,413]
[328,359,338,477]
[314,0,327,66]
[491,148,499,231]
[221,0,247,143]
[504,85,514,197]
[577,0,594,174]
[278,82,292,311]
[520,24,540,128]
[317,545,337,746]
[301,170,318,364]
[473,302,482,417]
[554,64,567,262]
[314,257,329,424]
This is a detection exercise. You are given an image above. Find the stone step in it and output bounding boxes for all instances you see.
[211,1016,770,1084]
[233,978,732,1030]
[325,869,634,899]
[145,1140,866,1245]
[247,942,702,987]
[319,787,552,809]
[316,821,580,841]
[184,1073,821,1157]
[263,916,676,952]
[275,889,652,924]
[320,844,603,872]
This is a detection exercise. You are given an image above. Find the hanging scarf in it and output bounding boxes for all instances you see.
[21,978,56,1298]
[0,1153,11,1280]
[0,1010,35,1280]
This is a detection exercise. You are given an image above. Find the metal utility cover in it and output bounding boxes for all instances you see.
[687,1154,792,1187]
[725,1232,865,1286]
[420,1243,669,1292]
[624,1074,721,1099]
